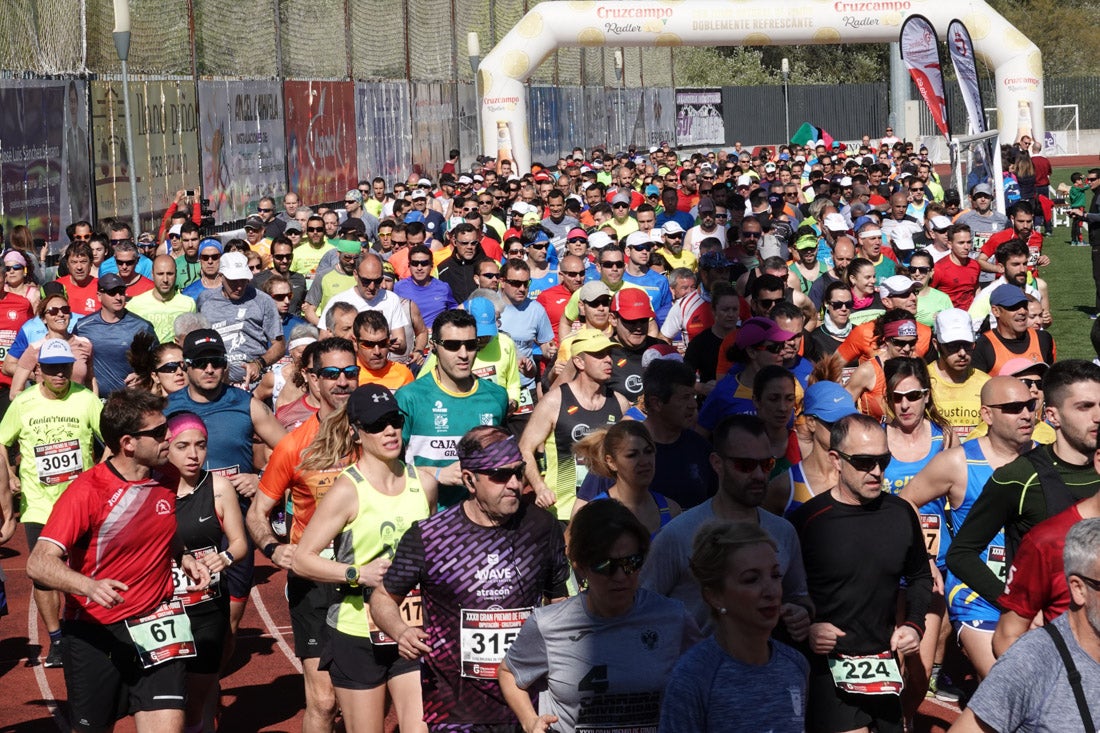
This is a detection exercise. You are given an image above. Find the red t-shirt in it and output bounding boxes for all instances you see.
[536,284,574,341]
[125,276,155,300]
[931,257,981,310]
[998,503,1082,623]
[676,188,699,214]
[39,462,177,624]
[58,275,100,315]
[0,291,33,387]
[981,229,1043,261]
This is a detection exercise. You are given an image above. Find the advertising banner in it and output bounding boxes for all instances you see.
[642,87,676,150]
[284,81,357,205]
[355,82,413,186]
[410,82,455,179]
[900,15,951,139]
[0,80,91,243]
[91,80,200,234]
[947,20,986,135]
[197,80,287,224]
[675,88,724,147]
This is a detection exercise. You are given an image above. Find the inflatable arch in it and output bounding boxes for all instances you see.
[478,0,1042,171]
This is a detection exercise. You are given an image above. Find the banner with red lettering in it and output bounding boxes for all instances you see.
[283,81,357,206]
[899,15,951,139]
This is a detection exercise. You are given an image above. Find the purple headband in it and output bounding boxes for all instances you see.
[458,435,522,472]
[167,412,207,440]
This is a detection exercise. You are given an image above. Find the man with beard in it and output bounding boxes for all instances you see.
[927,309,991,438]
[172,222,204,290]
[946,360,1100,611]
[657,220,696,272]
[684,197,722,256]
[971,284,1056,376]
[977,200,1048,275]
[969,239,1051,332]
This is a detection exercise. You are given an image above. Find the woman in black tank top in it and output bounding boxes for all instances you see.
[168,412,248,733]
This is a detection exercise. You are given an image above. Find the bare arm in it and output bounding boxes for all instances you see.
[0,452,14,545]
[518,389,560,508]
[208,474,249,571]
[992,609,1034,658]
[291,477,392,587]
[898,448,966,510]
[1,353,16,377]
[557,313,575,343]
[948,709,996,732]
[369,587,431,660]
[28,539,129,608]
[301,301,320,325]
[499,660,558,733]
[251,398,288,449]
[246,489,295,570]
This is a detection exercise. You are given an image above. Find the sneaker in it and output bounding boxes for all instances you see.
[271,511,287,538]
[43,641,63,668]
[929,672,962,703]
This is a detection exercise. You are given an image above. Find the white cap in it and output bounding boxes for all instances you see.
[410,189,427,200]
[624,231,654,248]
[587,231,614,250]
[219,251,252,281]
[823,213,848,232]
[935,308,975,343]
[457,175,473,185]
[736,174,754,187]
[39,338,76,365]
[648,145,659,153]
[417,177,432,187]
[879,274,922,298]
[661,220,685,235]
[839,176,853,187]
[929,215,952,231]
[168,223,183,236]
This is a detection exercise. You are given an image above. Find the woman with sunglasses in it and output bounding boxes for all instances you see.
[10,291,95,396]
[500,499,697,733]
[808,281,857,366]
[844,310,921,420]
[151,342,189,396]
[4,250,38,311]
[165,411,247,733]
[845,257,885,326]
[906,251,952,328]
[570,421,681,535]
[881,357,955,720]
[293,384,433,733]
[660,520,808,732]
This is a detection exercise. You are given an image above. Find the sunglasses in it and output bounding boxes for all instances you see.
[504,278,530,289]
[909,266,931,275]
[506,250,525,258]
[244,226,262,233]
[110,238,134,246]
[257,207,274,213]
[44,305,73,316]
[889,338,918,349]
[988,398,1038,414]
[567,237,589,244]
[528,243,549,251]
[357,412,405,434]
[584,296,612,308]
[827,300,852,310]
[130,422,170,442]
[996,300,1029,312]
[273,253,293,261]
[600,260,625,269]
[1017,377,1043,391]
[200,253,221,261]
[313,365,361,380]
[271,293,292,302]
[589,552,646,577]
[358,337,391,350]
[478,271,500,280]
[155,360,185,374]
[664,232,683,240]
[628,244,652,252]
[307,226,325,232]
[344,200,358,205]
[940,340,974,354]
[434,338,480,352]
[4,265,25,271]
[719,455,778,474]
[475,463,527,484]
[186,356,228,370]
[612,203,630,209]
[409,259,433,267]
[835,450,891,472]
[891,388,929,403]
[100,287,127,297]
[755,297,784,310]
[359,276,385,287]
[754,341,785,354]
[560,270,584,278]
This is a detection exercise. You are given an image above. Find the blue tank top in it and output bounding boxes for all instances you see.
[945,439,1011,620]
[590,491,672,538]
[167,386,255,476]
[883,422,950,567]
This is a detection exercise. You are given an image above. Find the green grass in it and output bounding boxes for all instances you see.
[1042,167,1095,360]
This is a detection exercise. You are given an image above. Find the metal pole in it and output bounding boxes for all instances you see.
[781,57,790,145]
[468,33,481,169]
[114,30,140,237]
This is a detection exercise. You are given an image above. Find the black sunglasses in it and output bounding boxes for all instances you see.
[584,296,612,308]
[827,300,852,310]
[131,422,169,442]
[589,553,646,577]
[988,398,1038,415]
[313,365,360,380]
[835,450,891,472]
[357,413,405,434]
[409,259,433,267]
[434,338,480,352]
[504,278,530,289]
[186,356,228,370]
[154,361,185,374]
[359,276,385,287]
[475,463,527,484]
[600,260,625,269]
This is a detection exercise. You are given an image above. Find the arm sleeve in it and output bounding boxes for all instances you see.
[190,201,202,226]
[158,203,179,241]
[945,471,1023,607]
[382,523,425,597]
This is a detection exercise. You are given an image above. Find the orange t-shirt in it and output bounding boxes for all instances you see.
[58,275,100,315]
[836,321,932,364]
[358,359,414,390]
[257,414,351,544]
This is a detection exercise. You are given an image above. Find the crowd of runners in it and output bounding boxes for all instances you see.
[0,129,1099,733]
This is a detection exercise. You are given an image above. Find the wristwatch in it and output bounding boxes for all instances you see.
[262,542,278,559]
[345,565,360,587]
[221,549,235,566]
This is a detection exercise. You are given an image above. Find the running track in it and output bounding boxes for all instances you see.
[0,531,962,732]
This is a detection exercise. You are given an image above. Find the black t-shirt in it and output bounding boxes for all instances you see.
[607,335,662,403]
[971,328,1056,374]
[684,328,723,383]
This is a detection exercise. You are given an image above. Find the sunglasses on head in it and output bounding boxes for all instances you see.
[313,365,360,380]
[357,412,405,434]
[891,388,929,403]
[835,450,891,472]
[186,356,227,370]
[476,463,527,483]
[720,455,778,474]
[988,398,1038,414]
[589,552,646,577]
[154,360,185,374]
[434,338,480,352]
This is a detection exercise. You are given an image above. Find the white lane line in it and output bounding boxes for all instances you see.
[28,597,68,732]
[249,585,301,673]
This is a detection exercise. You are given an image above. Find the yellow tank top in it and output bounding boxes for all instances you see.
[328,462,429,637]
[929,366,991,440]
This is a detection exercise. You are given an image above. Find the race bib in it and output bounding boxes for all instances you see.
[985,545,1007,581]
[828,651,903,695]
[34,440,83,486]
[210,465,240,478]
[574,456,589,490]
[840,366,857,386]
[125,599,196,668]
[919,514,941,558]
[473,365,498,380]
[366,589,422,645]
[514,387,535,416]
[171,547,220,606]
[459,606,531,679]
[971,233,989,255]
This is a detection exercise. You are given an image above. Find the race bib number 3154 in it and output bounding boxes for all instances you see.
[459,606,531,679]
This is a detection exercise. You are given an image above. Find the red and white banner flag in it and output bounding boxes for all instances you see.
[900,15,951,139]
[947,19,986,135]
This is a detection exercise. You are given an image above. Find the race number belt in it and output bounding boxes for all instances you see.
[125,599,196,668]
[459,606,531,679]
[365,589,422,645]
[828,651,903,695]
[172,547,220,606]
[34,439,83,486]
[919,514,941,558]
[985,544,1007,581]
[514,387,535,415]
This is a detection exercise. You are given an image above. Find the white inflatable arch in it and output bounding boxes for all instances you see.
[478,0,1042,171]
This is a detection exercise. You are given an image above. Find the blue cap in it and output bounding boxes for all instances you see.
[198,238,222,254]
[698,251,732,270]
[467,297,498,338]
[990,283,1028,309]
[852,215,877,231]
[802,381,859,423]
[644,184,660,196]
[404,211,425,224]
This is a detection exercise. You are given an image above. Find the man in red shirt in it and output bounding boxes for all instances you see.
[932,224,982,310]
[57,242,100,315]
[993,487,1100,657]
[0,285,33,418]
[113,240,155,300]
[537,254,587,343]
[978,201,1048,275]
[27,389,209,733]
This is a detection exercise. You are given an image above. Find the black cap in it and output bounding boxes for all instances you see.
[346,384,401,427]
[339,217,366,237]
[244,215,265,230]
[182,328,225,360]
[97,273,126,291]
